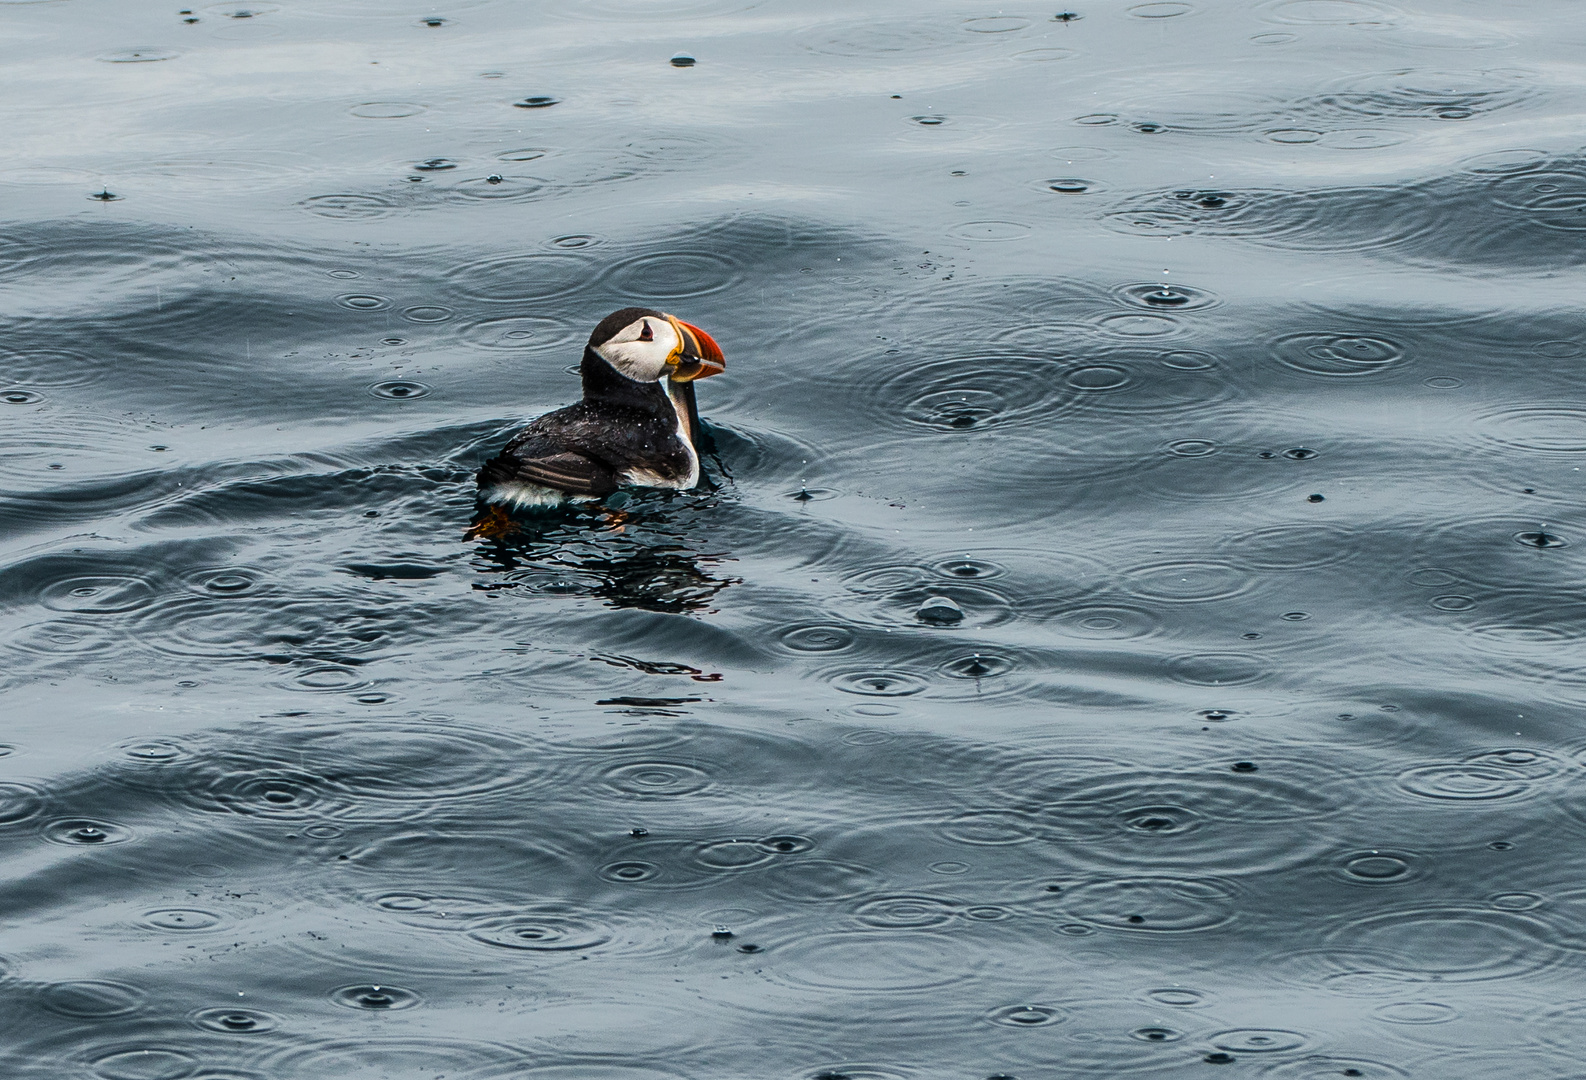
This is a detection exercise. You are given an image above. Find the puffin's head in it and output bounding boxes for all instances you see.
[588,307,725,385]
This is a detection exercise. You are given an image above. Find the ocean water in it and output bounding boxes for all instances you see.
[3,0,1586,1075]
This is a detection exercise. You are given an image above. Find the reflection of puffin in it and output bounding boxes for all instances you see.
[477,307,725,509]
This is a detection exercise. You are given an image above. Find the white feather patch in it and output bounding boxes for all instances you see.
[480,482,598,508]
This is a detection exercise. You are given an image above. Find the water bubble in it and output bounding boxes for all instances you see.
[1117,283,1218,310]
[1342,852,1414,882]
[932,557,1006,579]
[1065,365,1130,390]
[670,53,695,66]
[1514,528,1567,549]
[141,908,223,931]
[1146,987,1206,1006]
[940,653,1012,679]
[602,761,712,797]
[781,625,856,651]
[330,984,421,1010]
[514,96,561,108]
[337,293,389,310]
[1035,604,1161,640]
[1162,349,1218,370]
[290,666,363,691]
[193,1006,278,1032]
[986,1003,1066,1027]
[858,350,1073,432]
[856,895,959,929]
[466,911,613,951]
[41,575,155,614]
[759,835,813,854]
[1130,1027,1183,1042]
[1210,1029,1309,1053]
[459,314,576,351]
[44,818,133,845]
[1467,748,1564,778]
[453,174,546,201]
[828,671,928,696]
[181,567,260,596]
[369,380,432,400]
[1274,332,1405,377]
[600,860,660,882]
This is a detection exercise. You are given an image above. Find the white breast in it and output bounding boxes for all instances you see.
[620,378,698,490]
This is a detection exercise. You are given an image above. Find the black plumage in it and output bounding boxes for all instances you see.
[476,307,709,502]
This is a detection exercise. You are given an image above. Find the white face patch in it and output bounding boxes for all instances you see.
[592,316,680,383]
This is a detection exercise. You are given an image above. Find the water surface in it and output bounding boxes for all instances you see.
[3,0,1586,1075]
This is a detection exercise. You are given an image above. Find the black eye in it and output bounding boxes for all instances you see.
[639,321,653,342]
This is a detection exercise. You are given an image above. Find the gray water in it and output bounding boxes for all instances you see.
[4,0,1586,1076]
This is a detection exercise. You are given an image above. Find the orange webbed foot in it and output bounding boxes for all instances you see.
[465,504,520,541]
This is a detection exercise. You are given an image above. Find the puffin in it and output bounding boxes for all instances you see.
[475,307,725,510]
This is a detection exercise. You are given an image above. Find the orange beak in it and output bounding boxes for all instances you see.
[667,317,725,382]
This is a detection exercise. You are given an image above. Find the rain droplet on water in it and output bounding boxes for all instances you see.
[915,596,964,624]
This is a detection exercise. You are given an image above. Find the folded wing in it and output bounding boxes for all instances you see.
[478,433,619,497]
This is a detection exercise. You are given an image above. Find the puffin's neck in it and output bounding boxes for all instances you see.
[666,378,706,451]
[580,347,674,418]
